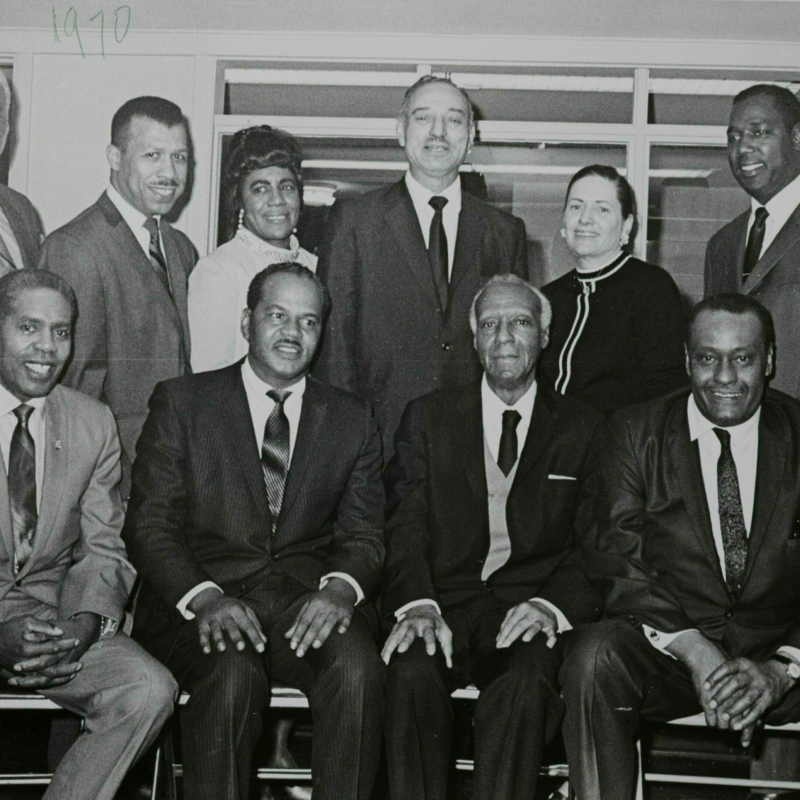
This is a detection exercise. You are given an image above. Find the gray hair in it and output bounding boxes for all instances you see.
[398,75,475,129]
[469,274,552,334]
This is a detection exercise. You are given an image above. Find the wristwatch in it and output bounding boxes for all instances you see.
[770,654,800,681]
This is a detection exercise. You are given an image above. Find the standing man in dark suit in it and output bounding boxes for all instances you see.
[316,75,529,462]
[0,270,176,800]
[0,70,44,273]
[124,263,385,800]
[381,275,603,800]
[40,96,197,496]
[561,294,800,799]
[705,85,800,399]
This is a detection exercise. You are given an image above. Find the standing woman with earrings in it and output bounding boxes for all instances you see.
[539,164,687,412]
[189,125,317,373]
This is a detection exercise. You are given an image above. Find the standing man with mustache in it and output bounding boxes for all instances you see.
[316,76,529,464]
[40,96,197,497]
[706,84,800,401]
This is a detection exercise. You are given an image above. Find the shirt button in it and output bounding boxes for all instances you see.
[441,342,451,352]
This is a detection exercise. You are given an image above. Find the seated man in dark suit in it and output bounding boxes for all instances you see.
[0,71,43,273]
[123,262,385,800]
[381,274,604,800]
[0,270,176,800]
[561,294,800,799]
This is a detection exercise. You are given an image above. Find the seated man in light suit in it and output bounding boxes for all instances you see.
[124,262,385,800]
[0,270,177,800]
[381,274,604,800]
[561,294,800,799]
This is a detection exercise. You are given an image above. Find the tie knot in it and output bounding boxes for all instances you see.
[753,207,769,227]
[713,427,732,449]
[267,389,291,407]
[143,216,160,236]
[502,410,522,431]
[429,196,448,213]
[13,404,34,427]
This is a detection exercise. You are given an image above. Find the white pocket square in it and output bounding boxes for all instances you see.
[548,474,577,481]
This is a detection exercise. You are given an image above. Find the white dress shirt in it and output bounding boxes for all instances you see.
[177,359,363,618]
[395,377,570,634]
[0,383,46,510]
[747,170,800,259]
[106,184,162,260]
[644,396,800,666]
[0,205,24,270]
[404,171,462,277]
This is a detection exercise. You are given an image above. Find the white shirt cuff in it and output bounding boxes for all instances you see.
[395,598,441,621]
[320,573,364,605]
[177,582,223,620]
[777,646,800,666]
[529,598,572,633]
[642,625,699,659]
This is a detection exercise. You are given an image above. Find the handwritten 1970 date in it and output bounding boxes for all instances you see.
[52,6,132,58]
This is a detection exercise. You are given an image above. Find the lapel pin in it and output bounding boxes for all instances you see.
[55,440,62,450]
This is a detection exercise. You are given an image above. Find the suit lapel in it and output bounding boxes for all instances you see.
[278,379,328,527]
[161,225,191,343]
[97,194,184,330]
[17,390,68,579]
[746,203,800,294]
[217,365,271,525]
[742,401,789,585]
[456,383,487,503]
[666,402,726,586]
[384,180,442,313]
[513,385,556,487]
[449,193,487,306]
[0,443,12,566]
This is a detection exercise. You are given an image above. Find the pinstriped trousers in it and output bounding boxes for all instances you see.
[165,570,385,800]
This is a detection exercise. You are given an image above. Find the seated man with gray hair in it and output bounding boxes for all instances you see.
[381,274,604,800]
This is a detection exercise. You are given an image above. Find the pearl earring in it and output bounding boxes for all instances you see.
[237,209,244,231]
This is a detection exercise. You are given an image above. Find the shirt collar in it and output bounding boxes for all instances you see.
[687,393,761,443]
[106,184,155,233]
[752,170,800,223]
[0,381,47,419]
[405,171,462,213]
[481,373,537,419]
[241,357,307,401]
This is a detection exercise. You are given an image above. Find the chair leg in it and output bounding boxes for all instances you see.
[150,743,162,800]
[163,726,178,800]
[635,737,645,800]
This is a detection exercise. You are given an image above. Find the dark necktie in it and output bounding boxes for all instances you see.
[428,196,449,314]
[9,404,37,573]
[143,216,172,295]
[742,207,769,283]
[497,410,522,477]
[713,428,748,595]
[261,390,291,529]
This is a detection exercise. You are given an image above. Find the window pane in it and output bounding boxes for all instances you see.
[647,144,749,301]
[216,134,626,287]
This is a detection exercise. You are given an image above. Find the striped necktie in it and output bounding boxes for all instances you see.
[143,216,171,295]
[9,404,37,573]
[0,232,17,274]
[261,390,291,529]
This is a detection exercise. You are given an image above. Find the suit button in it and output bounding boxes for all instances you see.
[441,342,451,352]
[628,614,636,625]
[725,610,733,619]
[240,585,247,594]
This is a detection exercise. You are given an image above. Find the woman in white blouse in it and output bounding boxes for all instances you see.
[189,125,317,372]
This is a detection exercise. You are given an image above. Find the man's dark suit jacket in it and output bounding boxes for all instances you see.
[382,380,603,624]
[39,192,197,496]
[0,183,43,268]
[315,178,529,463]
[705,205,800,399]
[588,387,800,657]
[123,364,385,663]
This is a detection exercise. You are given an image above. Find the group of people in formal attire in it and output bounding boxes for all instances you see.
[1,64,800,800]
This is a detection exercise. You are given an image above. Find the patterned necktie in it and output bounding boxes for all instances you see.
[9,404,37,573]
[428,196,449,314]
[261,390,291,529]
[498,410,522,477]
[143,216,171,295]
[742,207,769,283]
[713,427,748,595]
